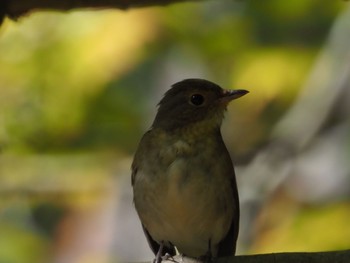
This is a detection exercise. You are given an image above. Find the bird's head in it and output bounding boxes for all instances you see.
[152,79,248,133]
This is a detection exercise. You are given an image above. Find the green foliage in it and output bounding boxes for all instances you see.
[0,2,343,153]
[253,202,350,252]
[0,222,50,263]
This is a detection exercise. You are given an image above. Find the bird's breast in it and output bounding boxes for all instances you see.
[137,139,232,256]
[133,134,235,257]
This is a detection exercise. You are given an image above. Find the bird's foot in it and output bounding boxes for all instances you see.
[197,238,213,263]
[198,251,212,263]
[154,253,179,263]
[162,253,178,263]
[153,242,165,263]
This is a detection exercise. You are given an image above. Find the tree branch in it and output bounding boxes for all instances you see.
[1,0,202,22]
[219,250,350,263]
[146,250,350,263]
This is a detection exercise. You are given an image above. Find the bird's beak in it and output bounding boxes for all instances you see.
[219,89,249,104]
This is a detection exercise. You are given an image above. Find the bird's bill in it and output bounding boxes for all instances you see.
[219,89,249,104]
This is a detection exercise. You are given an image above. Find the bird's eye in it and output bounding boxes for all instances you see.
[190,94,205,106]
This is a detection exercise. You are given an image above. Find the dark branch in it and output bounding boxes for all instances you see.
[1,0,202,22]
[143,250,350,263]
[218,249,350,263]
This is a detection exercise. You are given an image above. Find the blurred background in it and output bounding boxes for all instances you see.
[0,0,350,262]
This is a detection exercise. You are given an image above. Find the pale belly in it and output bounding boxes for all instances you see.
[134,158,234,257]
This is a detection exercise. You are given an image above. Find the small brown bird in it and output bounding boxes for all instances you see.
[132,79,248,262]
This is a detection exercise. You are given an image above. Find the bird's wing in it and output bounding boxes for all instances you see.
[132,166,177,256]
[131,130,176,256]
[217,169,240,257]
[131,130,151,186]
[131,165,137,186]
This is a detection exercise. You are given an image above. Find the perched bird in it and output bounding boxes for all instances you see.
[131,78,248,262]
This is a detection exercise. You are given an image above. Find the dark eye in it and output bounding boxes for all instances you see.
[190,94,205,106]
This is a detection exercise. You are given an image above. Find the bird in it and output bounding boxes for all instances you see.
[131,78,248,262]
